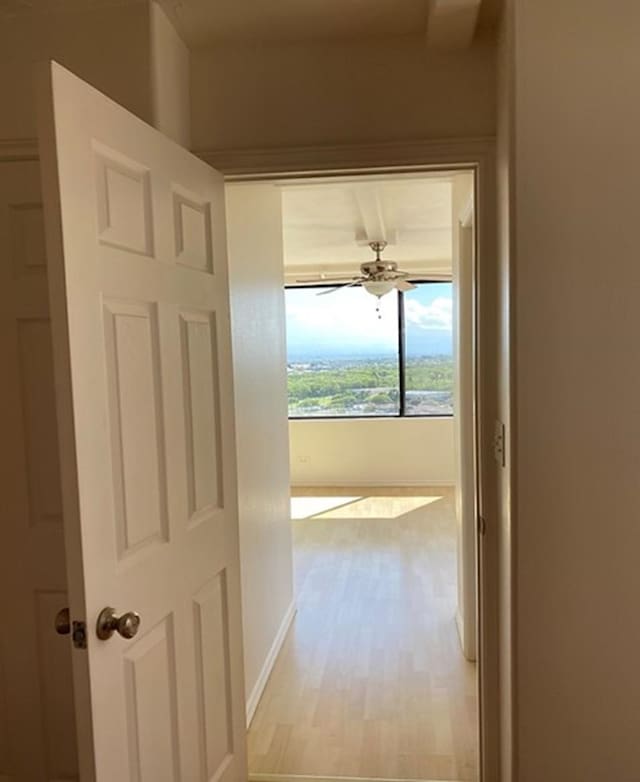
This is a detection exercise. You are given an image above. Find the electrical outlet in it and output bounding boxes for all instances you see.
[494,420,506,467]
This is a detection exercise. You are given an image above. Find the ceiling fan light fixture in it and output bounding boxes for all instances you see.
[363,279,395,299]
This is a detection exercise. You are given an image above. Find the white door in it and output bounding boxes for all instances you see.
[0,160,78,781]
[36,62,247,782]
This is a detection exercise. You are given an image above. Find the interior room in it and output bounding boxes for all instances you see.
[2,2,640,781]
[225,170,479,780]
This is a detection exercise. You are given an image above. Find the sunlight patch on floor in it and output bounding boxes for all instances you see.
[290,496,362,519]
[291,494,443,520]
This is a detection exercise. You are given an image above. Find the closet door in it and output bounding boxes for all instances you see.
[0,157,78,781]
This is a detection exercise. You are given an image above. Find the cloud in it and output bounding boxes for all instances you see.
[404,296,452,331]
[286,287,399,347]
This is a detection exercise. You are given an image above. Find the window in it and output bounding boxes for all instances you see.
[403,282,454,416]
[285,281,453,418]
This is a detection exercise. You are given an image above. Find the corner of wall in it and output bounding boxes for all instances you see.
[149,0,191,148]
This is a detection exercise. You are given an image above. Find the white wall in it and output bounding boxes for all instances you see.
[225,183,295,723]
[191,37,496,151]
[150,1,191,147]
[290,417,454,486]
[505,2,640,780]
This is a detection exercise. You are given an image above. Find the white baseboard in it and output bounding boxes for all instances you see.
[290,480,455,488]
[246,599,297,727]
[250,774,453,782]
[455,609,466,655]
[455,609,477,663]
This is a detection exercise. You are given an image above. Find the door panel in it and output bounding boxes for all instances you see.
[36,62,247,781]
[17,317,63,527]
[123,616,180,782]
[181,310,223,520]
[193,573,234,781]
[103,299,169,558]
[0,159,78,781]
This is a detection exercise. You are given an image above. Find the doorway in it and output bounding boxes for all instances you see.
[0,89,496,777]
[225,167,482,781]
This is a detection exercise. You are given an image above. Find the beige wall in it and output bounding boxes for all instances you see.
[150,1,191,147]
[290,417,455,486]
[0,3,152,140]
[190,37,496,151]
[506,2,640,779]
[225,183,295,722]
[0,1,190,147]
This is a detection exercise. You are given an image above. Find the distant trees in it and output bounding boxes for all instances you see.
[287,356,453,416]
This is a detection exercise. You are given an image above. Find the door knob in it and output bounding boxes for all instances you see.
[96,607,141,641]
[54,607,70,635]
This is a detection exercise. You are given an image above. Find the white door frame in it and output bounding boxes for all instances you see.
[198,136,501,782]
[454,184,478,663]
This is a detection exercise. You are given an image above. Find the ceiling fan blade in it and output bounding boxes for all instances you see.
[295,272,359,282]
[316,285,344,296]
[316,277,366,296]
[395,279,417,292]
[296,275,359,284]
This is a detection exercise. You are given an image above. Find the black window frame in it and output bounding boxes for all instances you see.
[285,279,454,420]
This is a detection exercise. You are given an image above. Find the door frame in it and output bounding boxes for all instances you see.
[198,135,500,782]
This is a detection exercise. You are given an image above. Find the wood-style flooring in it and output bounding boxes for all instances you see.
[247,486,478,781]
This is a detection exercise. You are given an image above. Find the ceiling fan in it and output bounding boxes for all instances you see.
[297,241,417,300]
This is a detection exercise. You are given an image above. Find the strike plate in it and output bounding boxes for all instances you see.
[72,621,87,650]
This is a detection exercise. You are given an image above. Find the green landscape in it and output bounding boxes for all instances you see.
[287,355,454,417]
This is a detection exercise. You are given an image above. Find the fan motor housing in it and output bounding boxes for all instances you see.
[360,260,399,278]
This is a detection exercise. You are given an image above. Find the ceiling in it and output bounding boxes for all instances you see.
[280,174,464,280]
[0,0,144,17]
[169,0,427,46]
[0,0,501,47]
[160,0,502,48]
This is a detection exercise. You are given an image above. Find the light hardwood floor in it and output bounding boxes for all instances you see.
[247,486,478,781]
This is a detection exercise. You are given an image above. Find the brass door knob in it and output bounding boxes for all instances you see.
[54,607,70,635]
[96,607,141,641]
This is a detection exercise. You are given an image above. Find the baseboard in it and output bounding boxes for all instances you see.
[455,609,477,663]
[249,774,454,782]
[246,599,297,727]
[290,480,455,488]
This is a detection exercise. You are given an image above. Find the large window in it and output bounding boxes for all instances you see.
[285,281,453,418]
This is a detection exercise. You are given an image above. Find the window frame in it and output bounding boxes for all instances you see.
[285,279,453,421]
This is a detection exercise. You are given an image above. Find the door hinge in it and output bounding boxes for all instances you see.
[72,620,87,650]
[478,515,487,536]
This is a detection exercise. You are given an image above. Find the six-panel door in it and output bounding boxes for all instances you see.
[37,62,247,782]
[0,160,79,781]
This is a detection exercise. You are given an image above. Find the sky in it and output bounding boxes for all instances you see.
[285,282,453,360]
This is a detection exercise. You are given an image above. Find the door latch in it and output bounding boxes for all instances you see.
[54,607,87,649]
